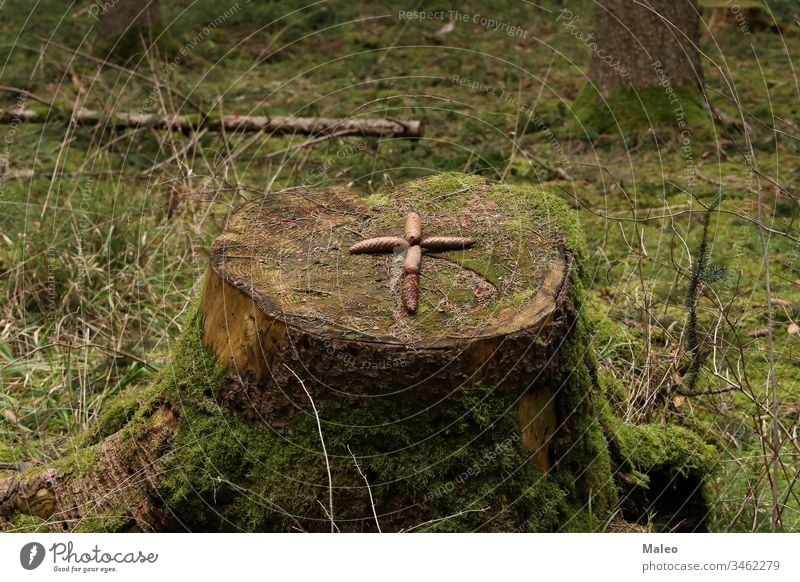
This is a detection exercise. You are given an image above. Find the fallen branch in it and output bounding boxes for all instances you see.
[0,107,424,138]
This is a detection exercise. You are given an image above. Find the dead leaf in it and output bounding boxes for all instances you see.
[788,323,800,335]
[436,21,455,36]
[2,409,18,423]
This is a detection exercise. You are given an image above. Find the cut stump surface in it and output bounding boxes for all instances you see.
[202,173,573,421]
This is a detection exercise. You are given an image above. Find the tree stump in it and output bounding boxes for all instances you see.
[0,173,716,532]
[203,175,570,448]
[195,172,615,532]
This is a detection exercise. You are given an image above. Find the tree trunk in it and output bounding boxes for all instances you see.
[94,0,162,60]
[0,174,716,532]
[570,0,709,136]
[97,0,161,39]
[590,0,702,96]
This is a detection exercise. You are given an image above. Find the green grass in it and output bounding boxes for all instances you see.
[1,0,798,531]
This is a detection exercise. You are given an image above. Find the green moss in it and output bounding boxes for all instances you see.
[55,444,99,478]
[608,418,718,480]
[78,382,158,447]
[363,193,390,206]
[549,311,618,527]
[570,82,710,138]
[598,374,719,514]
[147,302,227,404]
[412,172,483,197]
[7,513,49,533]
[158,370,588,531]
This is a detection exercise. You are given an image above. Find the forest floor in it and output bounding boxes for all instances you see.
[0,0,798,531]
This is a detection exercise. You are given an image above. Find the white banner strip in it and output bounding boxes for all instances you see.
[1,533,798,581]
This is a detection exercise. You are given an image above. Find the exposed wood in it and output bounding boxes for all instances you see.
[519,388,558,472]
[0,107,424,138]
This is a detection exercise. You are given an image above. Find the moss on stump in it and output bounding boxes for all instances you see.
[0,173,717,532]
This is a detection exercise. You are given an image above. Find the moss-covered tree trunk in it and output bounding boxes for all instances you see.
[571,0,709,136]
[95,0,162,60]
[0,174,716,532]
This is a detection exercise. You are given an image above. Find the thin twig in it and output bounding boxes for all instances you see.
[347,445,381,532]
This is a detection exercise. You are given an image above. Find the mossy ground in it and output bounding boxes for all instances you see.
[569,82,710,140]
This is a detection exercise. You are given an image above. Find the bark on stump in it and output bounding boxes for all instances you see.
[0,174,715,532]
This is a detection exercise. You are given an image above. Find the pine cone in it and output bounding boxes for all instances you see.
[402,272,419,313]
[421,236,476,251]
[349,236,407,254]
[404,212,422,245]
[404,245,421,274]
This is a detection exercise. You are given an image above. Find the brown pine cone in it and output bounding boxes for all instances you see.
[349,236,407,254]
[420,236,476,251]
[404,245,421,274]
[404,212,422,245]
[402,272,419,313]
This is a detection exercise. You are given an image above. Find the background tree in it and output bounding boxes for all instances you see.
[571,0,709,136]
[95,0,162,59]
